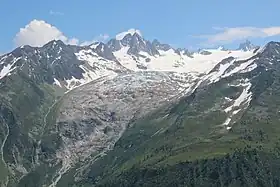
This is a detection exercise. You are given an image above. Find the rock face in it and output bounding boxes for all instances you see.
[108,32,160,56]
[0,28,275,187]
[238,40,258,51]
[152,39,172,51]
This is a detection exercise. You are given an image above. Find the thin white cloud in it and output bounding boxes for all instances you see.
[80,41,94,46]
[97,34,110,41]
[80,34,110,46]
[211,26,227,31]
[49,10,64,16]
[68,38,80,45]
[13,19,108,47]
[199,26,280,46]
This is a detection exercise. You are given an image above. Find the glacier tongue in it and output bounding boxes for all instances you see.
[48,71,189,184]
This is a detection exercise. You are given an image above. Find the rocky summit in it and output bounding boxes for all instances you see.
[1,29,280,187]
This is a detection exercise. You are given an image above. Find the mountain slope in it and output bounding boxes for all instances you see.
[0,39,128,187]
[0,29,277,187]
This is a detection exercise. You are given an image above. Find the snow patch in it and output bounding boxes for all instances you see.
[65,76,81,90]
[222,118,231,126]
[208,59,235,83]
[89,42,100,49]
[222,59,256,78]
[224,81,252,113]
[221,80,252,130]
[0,55,8,64]
[0,57,21,80]
[53,78,62,87]
[113,47,139,71]
[240,63,258,73]
[225,97,233,102]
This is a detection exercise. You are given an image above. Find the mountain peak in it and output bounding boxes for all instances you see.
[238,40,256,51]
[152,39,172,51]
[115,28,142,40]
[89,42,100,49]
[44,39,65,47]
[257,41,280,57]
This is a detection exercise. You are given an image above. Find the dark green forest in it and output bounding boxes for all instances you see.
[94,146,280,187]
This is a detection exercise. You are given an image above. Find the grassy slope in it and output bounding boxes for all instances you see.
[96,148,280,187]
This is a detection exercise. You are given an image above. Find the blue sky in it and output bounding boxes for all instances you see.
[1,0,280,53]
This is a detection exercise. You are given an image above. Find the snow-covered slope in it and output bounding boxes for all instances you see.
[65,48,126,90]
[110,30,257,77]
[0,40,128,92]
[114,47,255,73]
[109,33,258,95]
